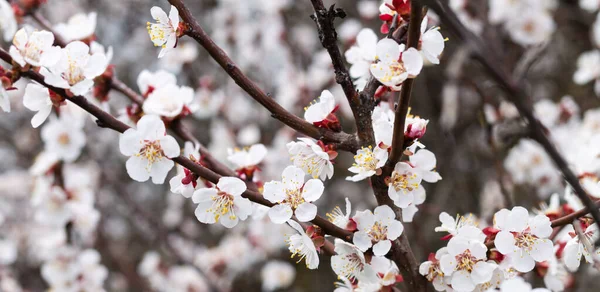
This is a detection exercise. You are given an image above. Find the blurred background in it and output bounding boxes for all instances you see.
[1,0,600,291]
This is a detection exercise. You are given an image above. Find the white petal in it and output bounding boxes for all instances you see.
[137,115,166,141]
[376,38,401,63]
[263,181,286,203]
[268,204,293,224]
[295,202,317,222]
[282,165,305,189]
[529,238,553,262]
[471,261,496,284]
[217,176,247,196]
[192,188,217,204]
[386,220,404,240]
[529,215,552,238]
[512,250,536,272]
[301,179,324,202]
[195,201,216,224]
[495,231,517,255]
[372,240,392,256]
[353,231,372,252]
[119,129,143,156]
[69,79,94,96]
[149,158,174,184]
[125,156,150,182]
[506,206,529,232]
[402,48,423,76]
[451,270,475,292]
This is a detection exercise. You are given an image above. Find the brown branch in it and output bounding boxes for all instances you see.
[423,0,600,237]
[167,0,358,152]
[0,47,353,244]
[388,2,423,166]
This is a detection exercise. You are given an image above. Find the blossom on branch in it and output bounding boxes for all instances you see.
[227,143,267,178]
[352,205,404,256]
[263,165,324,224]
[370,38,423,91]
[287,220,319,269]
[9,28,61,68]
[419,16,445,65]
[147,5,180,58]
[287,138,335,180]
[346,146,388,182]
[345,28,378,90]
[119,115,180,184]
[387,161,424,208]
[40,41,108,96]
[142,83,195,119]
[23,83,56,128]
[304,90,341,132]
[192,176,252,228]
[493,207,554,272]
[331,239,378,283]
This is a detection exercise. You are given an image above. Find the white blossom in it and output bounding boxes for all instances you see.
[23,83,53,128]
[493,207,554,272]
[227,143,267,173]
[346,146,388,182]
[142,83,195,118]
[287,138,334,180]
[388,161,424,208]
[353,205,404,256]
[137,69,177,96]
[192,176,252,228]
[345,28,378,90]
[327,197,353,229]
[9,28,61,68]
[287,220,319,269]
[562,223,599,271]
[370,38,423,90]
[40,41,108,96]
[147,5,180,58]
[264,165,324,224]
[261,260,296,291]
[304,90,337,124]
[420,16,445,64]
[331,239,378,283]
[119,115,180,184]
[419,248,448,291]
[54,12,97,42]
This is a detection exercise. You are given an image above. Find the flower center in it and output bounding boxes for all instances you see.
[426,262,443,281]
[284,188,305,209]
[137,140,164,164]
[57,133,70,145]
[455,250,478,272]
[380,61,406,83]
[339,253,364,280]
[209,190,235,222]
[62,56,85,85]
[290,148,328,177]
[369,222,388,241]
[515,232,537,251]
[390,171,419,193]
[353,147,378,171]
[24,42,42,63]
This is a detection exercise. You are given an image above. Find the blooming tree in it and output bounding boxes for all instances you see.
[1,0,600,291]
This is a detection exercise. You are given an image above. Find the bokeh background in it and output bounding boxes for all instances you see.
[1,0,600,291]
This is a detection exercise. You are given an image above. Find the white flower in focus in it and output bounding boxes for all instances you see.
[9,28,61,68]
[327,198,353,230]
[434,212,478,237]
[345,28,378,90]
[0,0,16,42]
[304,90,339,130]
[287,138,334,180]
[388,161,424,208]
[405,114,429,141]
[346,146,388,182]
[54,12,97,42]
[192,176,252,228]
[372,103,395,147]
[41,114,86,162]
[352,205,404,256]
[147,5,180,58]
[439,226,496,292]
[331,239,378,283]
[23,83,54,128]
[493,207,554,272]
[410,149,442,182]
[227,143,267,175]
[119,115,180,184]
[261,260,296,291]
[142,84,195,118]
[137,69,177,97]
[287,220,319,269]
[40,41,108,96]
[419,248,448,291]
[563,223,599,271]
[419,16,445,64]
[500,276,550,292]
[573,50,600,96]
[370,38,423,91]
[264,165,324,223]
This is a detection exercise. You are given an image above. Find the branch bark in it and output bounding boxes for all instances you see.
[167,0,358,152]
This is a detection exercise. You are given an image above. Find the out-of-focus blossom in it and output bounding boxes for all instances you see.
[227,144,267,177]
[261,260,296,291]
[137,69,177,97]
[346,146,388,181]
[40,41,108,96]
[353,205,404,256]
[573,50,600,96]
[147,5,180,58]
[345,28,378,90]
[192,176,252,228]
[0,0,16,42]
[119,115,179,184]
[9,28,61,68]
[264,166,324,223]
[54,12,97,42]
[158,42,198,73]
[41,114,86,163]
[142,84,195,118]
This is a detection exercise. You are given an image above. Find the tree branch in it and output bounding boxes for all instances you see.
[423,0,600,234]
[167,0,358,152]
